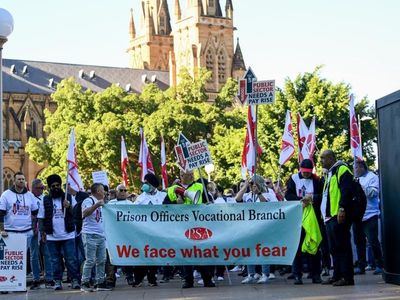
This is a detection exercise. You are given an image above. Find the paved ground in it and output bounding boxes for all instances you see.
[2,270,400,300]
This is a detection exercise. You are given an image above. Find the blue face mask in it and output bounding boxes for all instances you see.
[141,183,151,193]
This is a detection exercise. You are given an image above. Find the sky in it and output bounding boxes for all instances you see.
[1,0,399,104]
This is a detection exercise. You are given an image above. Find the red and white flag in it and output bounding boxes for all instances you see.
[279,110,295,165]
[160,136,168,190]
[241,105,262,178]
[121,136,129,187]
[297,112,309,162]
[349,94,363,160]
[301,116,316,161]
[66,128,84,191]
[139,128,155,182]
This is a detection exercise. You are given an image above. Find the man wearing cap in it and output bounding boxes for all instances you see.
[0,172,39,289]
[39,174,81,290]
[285,159,323,285]
[163,169,215,288]
[131,173,166,287]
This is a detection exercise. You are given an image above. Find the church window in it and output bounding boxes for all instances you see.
[209,0,214,7]
[3,168,14,191]
[218,49,226,83]
[206,48,214,81]
[32,121,37,138]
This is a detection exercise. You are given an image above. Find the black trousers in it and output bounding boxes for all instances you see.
[292,228,321,279]
[133,266,157,285]
[325,217,354,281]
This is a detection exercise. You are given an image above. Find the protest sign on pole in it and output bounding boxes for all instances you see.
[237,67,275,177]
[0,234,27,292]
[92,170,109,187]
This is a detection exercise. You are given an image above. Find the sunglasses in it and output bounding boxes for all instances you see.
[118,189,128,192]
[50,183,60,188]
[265,182,272,185]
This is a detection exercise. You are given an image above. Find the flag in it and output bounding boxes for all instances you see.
[297,112,309,162]
[138,128,155,182]
[67,128,84,191]
[279,110,295,165]
[241,105,262,178]
[301,116,316,161]
[121,136,129,187]
[160,136,168,190]
[349,94,363,160]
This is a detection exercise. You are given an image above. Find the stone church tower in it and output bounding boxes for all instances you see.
[127,0,246,95]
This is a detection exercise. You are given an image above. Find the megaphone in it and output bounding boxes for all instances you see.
[175,187,201,204]
[185,190,201,204]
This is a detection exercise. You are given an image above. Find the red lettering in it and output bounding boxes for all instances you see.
[116,245,140,258]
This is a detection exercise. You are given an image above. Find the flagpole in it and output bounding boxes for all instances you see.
[254,105,258,179]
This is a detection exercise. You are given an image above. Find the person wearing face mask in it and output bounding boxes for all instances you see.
[131,173,165,287]
[38,174,81,291]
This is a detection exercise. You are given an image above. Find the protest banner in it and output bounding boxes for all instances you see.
[103,202,302,266]
[0,234,27,292]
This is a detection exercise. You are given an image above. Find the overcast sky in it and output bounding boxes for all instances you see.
[2,0,399,104]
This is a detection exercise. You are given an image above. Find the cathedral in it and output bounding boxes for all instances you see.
[1,0,245,191]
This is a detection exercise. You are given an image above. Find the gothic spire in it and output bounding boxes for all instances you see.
[232,38,246,72]
[129,8,136,39]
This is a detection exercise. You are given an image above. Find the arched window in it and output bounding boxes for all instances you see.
[209,0,214,7]
[32,121,37,138]
[206,48,214,82]
[218,49,226,83]
[3,168,15,191]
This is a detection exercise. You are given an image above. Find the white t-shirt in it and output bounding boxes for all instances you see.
[37,196,77,241]
[242,189,278,203]
[0,189,38,231]
[81,197,104,236]
[134,190,166,205]
[108,199,134,205]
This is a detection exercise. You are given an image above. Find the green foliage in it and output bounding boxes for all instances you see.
[26,67,377,192]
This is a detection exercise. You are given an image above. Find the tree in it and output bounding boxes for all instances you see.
[26,67,377,192]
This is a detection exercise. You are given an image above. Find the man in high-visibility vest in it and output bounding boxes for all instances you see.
[319,150,354,286]
[163,169,215,288]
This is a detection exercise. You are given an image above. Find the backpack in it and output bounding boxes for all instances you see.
[73,194,93,234]
[335,167,367,222]
[349,178,367,222]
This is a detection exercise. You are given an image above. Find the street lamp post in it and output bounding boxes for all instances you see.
[0,8,14,193]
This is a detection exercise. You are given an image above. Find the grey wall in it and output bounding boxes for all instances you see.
[376,90,400,285]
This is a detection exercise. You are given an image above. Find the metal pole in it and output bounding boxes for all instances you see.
[0,38,6,194]
[358,114,363,151]
[254,105,258,179]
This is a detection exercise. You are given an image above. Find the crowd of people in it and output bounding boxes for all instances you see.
[0,149,383,293]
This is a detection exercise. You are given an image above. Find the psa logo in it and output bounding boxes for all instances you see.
[185,227,213,241]
[0,276,7,282]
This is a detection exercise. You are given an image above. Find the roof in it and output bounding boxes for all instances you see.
[2,59,170,95]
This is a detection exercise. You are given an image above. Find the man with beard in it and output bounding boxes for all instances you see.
[0,172,39,290]
[38,174,81,291]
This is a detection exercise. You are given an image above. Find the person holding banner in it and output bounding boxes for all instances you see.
[163,169,215,288]
[285,159,323,285]
[0,172,39,288]
[39,174,81,291]
[319,150,355,286]
[80,183,111,292]
[235,175,277,284]
[131,174,166,287]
